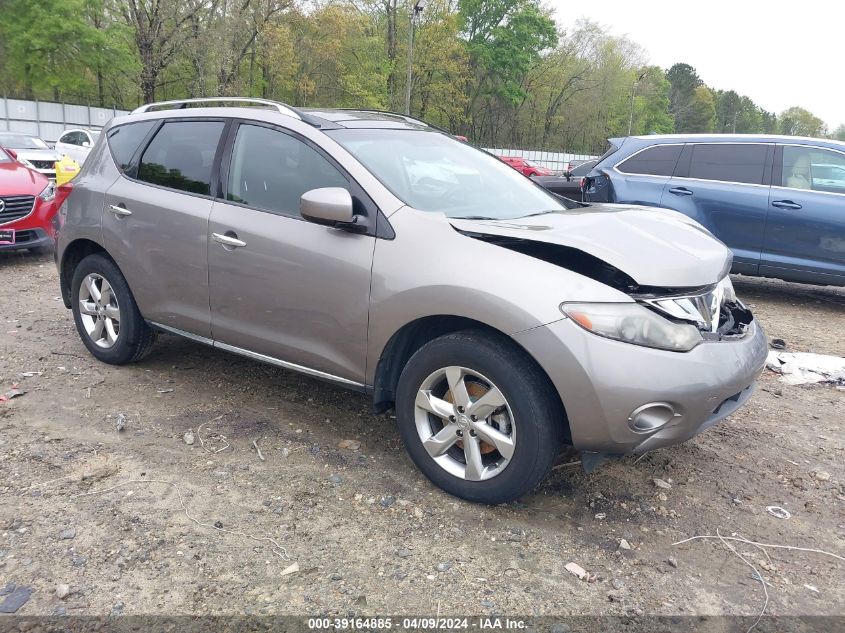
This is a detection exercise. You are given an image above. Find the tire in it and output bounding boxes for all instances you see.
[70,253,156,364]
[395,330,564,504]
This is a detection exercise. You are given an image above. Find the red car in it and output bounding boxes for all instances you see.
[497,155,553,177]
[0,147,60,254]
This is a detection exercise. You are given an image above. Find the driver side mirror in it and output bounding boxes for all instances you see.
[563,171,573,181]
[301,187,364,231]
[82,141,91,148]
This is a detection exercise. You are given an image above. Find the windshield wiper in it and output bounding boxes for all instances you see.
[451,215,497,220]
[518,210,561,218]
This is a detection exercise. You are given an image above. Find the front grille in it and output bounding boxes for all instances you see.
[29,160,55,170]
[11,229,38,243]
[0,195,35,225]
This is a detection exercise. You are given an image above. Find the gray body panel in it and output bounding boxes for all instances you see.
[208,200,375,383]
[102,177,214,338]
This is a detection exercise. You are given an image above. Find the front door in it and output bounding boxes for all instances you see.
[102,119,227,338]
[207,122,375,384]
[762,144,845,284]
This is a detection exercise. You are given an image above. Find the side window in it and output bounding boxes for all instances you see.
[616,145,683,176]
[137,120,225,195]
[59,132,75,145]
[107,121,156,172]
[688,144,767,185]
[782,145,845,194]
[227,124,348,217]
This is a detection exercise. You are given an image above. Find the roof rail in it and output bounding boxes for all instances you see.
[130,97,302,120]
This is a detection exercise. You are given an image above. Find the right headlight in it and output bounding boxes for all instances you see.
[560,302,703,352]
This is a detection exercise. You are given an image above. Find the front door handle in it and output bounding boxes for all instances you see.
[212,232,247,248]
[668,187,694,196]
[771,200,803,210]
[108,204,132,217]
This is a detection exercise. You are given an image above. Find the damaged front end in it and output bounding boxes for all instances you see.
[456,229,754,343]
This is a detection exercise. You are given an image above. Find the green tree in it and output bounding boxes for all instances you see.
[779,106,827,137]
[832,124,845,142]
[666,62,702,131]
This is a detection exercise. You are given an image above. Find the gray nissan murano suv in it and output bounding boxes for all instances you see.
[55,98,768,504]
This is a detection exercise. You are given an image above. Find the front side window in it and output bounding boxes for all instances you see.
[227,124,348,217]
[107,121,156,172]
[137,120,225,195]
[688,144,768,185]
[326,128,567,219]
[616,145,683,177]
[782,145,845,194]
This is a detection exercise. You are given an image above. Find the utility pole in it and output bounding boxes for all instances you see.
[404,0,427,116]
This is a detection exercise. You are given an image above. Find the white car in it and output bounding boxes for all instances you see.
[55,129,101,165]
[0,132,61,179]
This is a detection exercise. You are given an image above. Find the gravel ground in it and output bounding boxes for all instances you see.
[0,252,843,621]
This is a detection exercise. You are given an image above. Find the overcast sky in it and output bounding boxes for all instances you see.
[549,0,845,131]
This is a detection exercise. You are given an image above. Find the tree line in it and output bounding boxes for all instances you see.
[1,0,842,154]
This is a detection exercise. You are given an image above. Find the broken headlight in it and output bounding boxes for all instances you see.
[560,302,703,352]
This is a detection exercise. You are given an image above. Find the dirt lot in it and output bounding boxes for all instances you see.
[0,252,843,621]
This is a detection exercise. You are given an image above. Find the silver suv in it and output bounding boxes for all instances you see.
[55,98,768,504]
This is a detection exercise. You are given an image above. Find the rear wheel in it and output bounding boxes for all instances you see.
[395,331,564,504]
[71,253,156,364]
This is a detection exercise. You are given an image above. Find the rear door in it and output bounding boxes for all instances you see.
[207,121,376,385]
[659,143,773,275]
[761,144,845,284]
[102,118,228,338]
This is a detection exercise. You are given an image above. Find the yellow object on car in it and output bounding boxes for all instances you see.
[54,155,80,185]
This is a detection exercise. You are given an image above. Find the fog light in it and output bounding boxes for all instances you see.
[628,402,677,433]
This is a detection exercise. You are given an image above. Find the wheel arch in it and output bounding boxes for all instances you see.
[59,238,110,309]
[371,314,571,442]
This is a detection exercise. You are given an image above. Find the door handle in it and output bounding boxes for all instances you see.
[108,204,132,217]
[668,187,694,196]
[212,232,247,248]
[771,200,802,210]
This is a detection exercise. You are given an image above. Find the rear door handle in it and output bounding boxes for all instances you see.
[108,204,132,217]
[212,232,247,248]
[771,200,802,210]
[668,187,694,196]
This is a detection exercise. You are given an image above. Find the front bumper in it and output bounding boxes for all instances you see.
[513,317,768,454]
[0,227,52,252]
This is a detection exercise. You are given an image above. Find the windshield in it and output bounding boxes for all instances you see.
[326,128,567,220]
[0,134,48,150]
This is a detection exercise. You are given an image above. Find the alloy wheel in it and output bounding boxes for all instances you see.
[78,273,121,349]
[413,366,515,481]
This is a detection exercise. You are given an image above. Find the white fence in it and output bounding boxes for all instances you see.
[485,147,598,173]
[0,98,130,143]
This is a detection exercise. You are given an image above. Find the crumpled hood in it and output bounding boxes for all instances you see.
[449,203,731,288]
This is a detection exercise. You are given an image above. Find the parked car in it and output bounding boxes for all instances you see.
[0,146,60,253]
[55,98,766,504]
[532,159,598,201]
[0,132,61,179]
[583,134,845,287]
[497,155,553,177]
[55,129,101,165]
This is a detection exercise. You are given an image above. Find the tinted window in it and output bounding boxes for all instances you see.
[617,145,682,176]
[107,121,156,171]
[688,144,767,185]
[137,121,224,195]
[782,145,845,194]
[227,124,348,217]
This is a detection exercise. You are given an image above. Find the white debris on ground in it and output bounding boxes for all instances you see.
[766,351,845,386]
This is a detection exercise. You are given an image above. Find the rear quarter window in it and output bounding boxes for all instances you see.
[616,145,683,177]
[107,121,157,172]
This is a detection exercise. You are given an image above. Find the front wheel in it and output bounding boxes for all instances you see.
[71,253,156,364]
[395,331,565,504]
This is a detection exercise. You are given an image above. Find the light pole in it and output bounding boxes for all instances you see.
[627,70,648,136]
[404,0,426,116]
